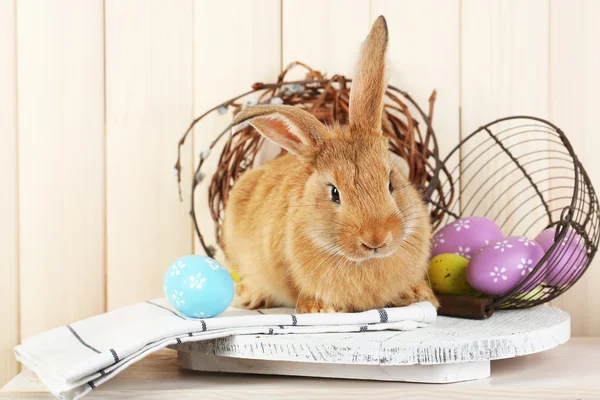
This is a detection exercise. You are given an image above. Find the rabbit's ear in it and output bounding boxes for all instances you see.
[232,105,328,155]
[349,16,388,136]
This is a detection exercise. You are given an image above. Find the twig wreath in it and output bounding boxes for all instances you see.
[174,62,453,257]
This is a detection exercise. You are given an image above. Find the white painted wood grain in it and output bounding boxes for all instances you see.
[460,0,550,236]
[282,0,371,79]
[461,0,550,122]
[193,0,281,260]
[549,0,600,337]
[0,0,19,387]
[16,0,105,339]
[4,339,600,399]
[105,0,194,309]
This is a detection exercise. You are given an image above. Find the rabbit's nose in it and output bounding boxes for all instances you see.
[361,241,385,251]
[360,234,390,251]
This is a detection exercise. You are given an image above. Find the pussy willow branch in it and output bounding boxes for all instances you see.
[189,124,233,258]
[175,79,443,195]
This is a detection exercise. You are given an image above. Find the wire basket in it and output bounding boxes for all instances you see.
[429,116,600,317]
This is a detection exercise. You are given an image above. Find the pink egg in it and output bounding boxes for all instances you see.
[431,216,503,259]
[467,236,545,296]
[534,227,587,286]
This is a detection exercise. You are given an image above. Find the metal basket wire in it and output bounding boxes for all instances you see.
[428,116,600,311]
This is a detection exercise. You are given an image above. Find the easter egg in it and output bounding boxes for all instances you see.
[514,285,546,302]
[428,254,479,296]
[466,236,544,296]
[535,227,587,286]
[431,216,504,260]
[164,255,234,318]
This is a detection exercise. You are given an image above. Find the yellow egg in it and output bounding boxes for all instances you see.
[229,269,241,282]
[428,254,479,296]
[514,285,545,301]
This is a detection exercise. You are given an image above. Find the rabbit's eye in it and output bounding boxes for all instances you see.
[389,179,394,193]
[329,184,341,204]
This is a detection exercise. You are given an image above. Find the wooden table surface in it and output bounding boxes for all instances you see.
[2,338,599,399]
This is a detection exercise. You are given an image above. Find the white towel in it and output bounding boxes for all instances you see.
[14,298,437,400]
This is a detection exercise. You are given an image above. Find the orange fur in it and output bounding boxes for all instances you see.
[222,16,438,313]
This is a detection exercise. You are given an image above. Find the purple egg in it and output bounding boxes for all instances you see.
[534,227,587,286]
[534,228,556,252]
[467,236,545,296]
[431,216,503,259]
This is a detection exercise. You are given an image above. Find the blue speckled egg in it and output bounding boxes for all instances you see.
[163,255,234,318]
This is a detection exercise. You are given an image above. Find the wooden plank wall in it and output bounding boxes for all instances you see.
[192,0,281,260]
[1,0,600,386]
[549,0,600,336]
[461,1,550,238]
[16,0,106,348]
[105,0,194,310]
[0,0,19,387]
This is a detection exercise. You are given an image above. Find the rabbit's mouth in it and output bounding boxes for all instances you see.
[343,241,398,262]
[370,247,396,259]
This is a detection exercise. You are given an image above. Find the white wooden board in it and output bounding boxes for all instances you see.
[179,353,490,384]
[175,306,569,383]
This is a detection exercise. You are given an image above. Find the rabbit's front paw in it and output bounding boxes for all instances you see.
[234,282,274,309]
[390,280,439,309]
[296,298,346,314]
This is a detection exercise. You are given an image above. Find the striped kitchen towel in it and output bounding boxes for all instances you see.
[14,299,437,400]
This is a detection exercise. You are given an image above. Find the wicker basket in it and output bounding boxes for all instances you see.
[175,62,451,257]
